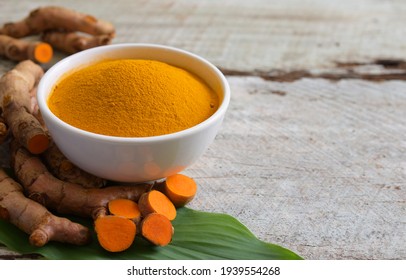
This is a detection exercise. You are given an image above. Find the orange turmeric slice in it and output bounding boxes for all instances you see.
[141,213,173,246]
[108,198,141,222]
[26,132,50,155]
[94,215,136,252]
[164,173,197,207]
[138,190,176,221]
[32,42,53,63]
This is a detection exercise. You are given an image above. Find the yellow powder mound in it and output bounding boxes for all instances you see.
[48,59,219,137]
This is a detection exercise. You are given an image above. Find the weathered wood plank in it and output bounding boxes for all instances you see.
[186,76,406,259]
[111,0,406,72]
[2,0,406,72]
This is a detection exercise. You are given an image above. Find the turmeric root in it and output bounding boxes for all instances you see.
[0,117,8,144]
[0,60,49,154]
[162,174,197,207]
[11,141,150,220]
[42,31,112,54]
[0,35,53,63]
[42,140,106,188]
[138,190,177,221]
[0,6,115,38]
[0,168,91,247]
[140,213,173,246]
[94,215,136,252]
[108,198,141,223]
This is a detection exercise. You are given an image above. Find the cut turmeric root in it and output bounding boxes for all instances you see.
[94,215,136,252]
[138,190,177,221]
[0,34,53,63]
[0,60,49,154]
[140,213,173,246]
[0,168,91,247]
[163,173,197,207]
[108,198,141,223]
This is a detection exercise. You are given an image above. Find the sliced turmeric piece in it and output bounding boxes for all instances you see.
[140,213,173,246]
[108,198,141,223]
[164,173,197,207]
[138,190,177,221]
[94,215,136,252]
[32,42,53,64]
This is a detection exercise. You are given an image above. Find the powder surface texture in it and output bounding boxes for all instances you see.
[48,59,219,137]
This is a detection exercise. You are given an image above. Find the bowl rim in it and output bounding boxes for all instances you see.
[37,43,231,144]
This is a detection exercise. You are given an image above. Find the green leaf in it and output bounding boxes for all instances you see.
[0,207,302,260]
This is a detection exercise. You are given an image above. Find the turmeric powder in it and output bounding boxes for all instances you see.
[48,59,219,137]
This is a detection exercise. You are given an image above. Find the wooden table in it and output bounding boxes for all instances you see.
[1,0,405,260]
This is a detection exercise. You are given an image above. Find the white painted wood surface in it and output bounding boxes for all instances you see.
[1,0,405,259]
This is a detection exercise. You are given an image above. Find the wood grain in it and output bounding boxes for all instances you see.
[0,0,405,259]
[188,76,406,259]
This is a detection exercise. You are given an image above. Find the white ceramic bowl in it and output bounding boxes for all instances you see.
[37,43,230,183]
